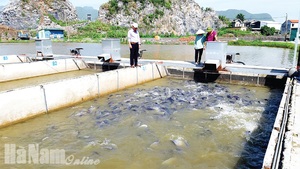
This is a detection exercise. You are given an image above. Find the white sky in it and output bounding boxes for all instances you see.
[199,0,300,23]
[1,0,300,23]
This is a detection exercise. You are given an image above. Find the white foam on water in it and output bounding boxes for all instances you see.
[211,103,262,134]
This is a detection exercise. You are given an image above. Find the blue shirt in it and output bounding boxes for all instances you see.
[194,35,206,49]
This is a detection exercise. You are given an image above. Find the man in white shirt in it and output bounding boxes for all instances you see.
[127,23,141,68]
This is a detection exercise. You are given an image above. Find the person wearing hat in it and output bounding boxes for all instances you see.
[127,22,141,68]
[206,27,218,41]
[194,29,206,64]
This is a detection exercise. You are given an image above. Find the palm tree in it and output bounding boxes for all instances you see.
[236,13,245,22]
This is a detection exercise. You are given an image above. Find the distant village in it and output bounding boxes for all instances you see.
[231,19,299,41]
[32,18,300,42]
[13,18,300,42]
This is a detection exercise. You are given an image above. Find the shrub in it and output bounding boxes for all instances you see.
[261,26,276,36]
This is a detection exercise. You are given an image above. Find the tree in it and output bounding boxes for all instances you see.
[219,15,231,27]
[236,13,245,22]
[261,25,276,36]
[204,7,213,12]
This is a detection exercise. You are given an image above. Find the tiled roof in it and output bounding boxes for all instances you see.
[290,20,299,23]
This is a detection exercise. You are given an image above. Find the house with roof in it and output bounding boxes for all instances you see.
[231,19,247,31]
[280,20,299,40]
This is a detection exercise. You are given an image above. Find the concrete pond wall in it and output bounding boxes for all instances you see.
[0,58,88,82]
[0,55,29,64]
[0,63,168,127]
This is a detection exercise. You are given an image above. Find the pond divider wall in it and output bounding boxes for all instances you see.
[0,58,88,82]
[0,63,168,128]
[0,55,29,64]
[167,68,287,88]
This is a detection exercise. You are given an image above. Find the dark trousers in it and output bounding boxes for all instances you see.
[130,43,139,66]
[195,48,204,63]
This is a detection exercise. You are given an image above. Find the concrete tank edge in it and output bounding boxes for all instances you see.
[0,63,167,128]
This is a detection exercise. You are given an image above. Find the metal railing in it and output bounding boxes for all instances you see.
[271,78,294,169]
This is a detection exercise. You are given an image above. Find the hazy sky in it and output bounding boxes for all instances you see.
[1,0,299,23]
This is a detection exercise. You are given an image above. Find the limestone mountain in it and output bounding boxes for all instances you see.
[0,0,77,30]
[98,0,223,35]
[217,9,274,21]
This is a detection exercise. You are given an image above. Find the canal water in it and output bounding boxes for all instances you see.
[0,42,295,68]
[0,77,283,168]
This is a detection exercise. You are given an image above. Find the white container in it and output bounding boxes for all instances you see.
[35,39,53,56]
[101,39,121,61]
[205,42,228,68]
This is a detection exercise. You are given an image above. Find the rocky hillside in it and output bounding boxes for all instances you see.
[0,25,18,40]
[98,0,223,35]
[0,0,77,30]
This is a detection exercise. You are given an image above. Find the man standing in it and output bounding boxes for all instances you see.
[128,23,141,68]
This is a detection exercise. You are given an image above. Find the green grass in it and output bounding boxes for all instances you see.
[228,40,298,50]
[218,28,253,37]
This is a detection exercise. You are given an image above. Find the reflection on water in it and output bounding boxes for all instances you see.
[0,43,294,68]
[231,46,294,68]
[0,77,282,169]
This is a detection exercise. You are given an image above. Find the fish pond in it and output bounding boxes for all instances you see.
[0,77,283,169]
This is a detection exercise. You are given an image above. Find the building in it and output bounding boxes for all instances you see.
[244,20,255,28]
[290,28,300,41]
[231,19,247,31]
[280,20,299,38]
[37,28,64,39]
[87,14,92,21]
[251,21,281,31]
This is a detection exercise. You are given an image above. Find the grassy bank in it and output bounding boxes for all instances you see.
[228,40,298,50]
[1,19,299,51]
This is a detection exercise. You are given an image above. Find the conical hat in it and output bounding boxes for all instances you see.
[196,29,205,34]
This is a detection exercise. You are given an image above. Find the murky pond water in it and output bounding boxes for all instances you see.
[0,77,282,169]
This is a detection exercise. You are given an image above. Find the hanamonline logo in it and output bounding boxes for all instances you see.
[4,144,100,165]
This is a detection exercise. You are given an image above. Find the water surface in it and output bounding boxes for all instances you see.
[0,43,295,68]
